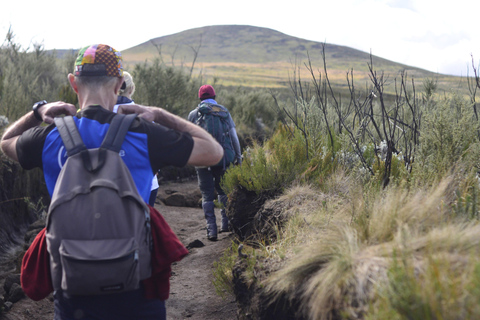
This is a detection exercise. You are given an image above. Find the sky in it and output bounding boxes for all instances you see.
[2,0,480,77]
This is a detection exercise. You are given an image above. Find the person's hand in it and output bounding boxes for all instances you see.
[41,102,77,124]
[235,156,243,166]
[117,104,156,122]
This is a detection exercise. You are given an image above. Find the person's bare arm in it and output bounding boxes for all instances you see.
[0,102,77,162]
[117,104,223,167]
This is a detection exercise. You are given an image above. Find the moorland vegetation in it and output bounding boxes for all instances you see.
[2,26,480,319]
[214,43,480,320]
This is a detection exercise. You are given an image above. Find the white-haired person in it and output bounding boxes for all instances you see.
[114,71,160,207]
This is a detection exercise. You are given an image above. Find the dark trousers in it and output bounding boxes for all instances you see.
[196,166,226,202]
[149,188,159,207]
[54,286,166,320]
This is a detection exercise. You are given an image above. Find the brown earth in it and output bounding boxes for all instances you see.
[0,180,238,320]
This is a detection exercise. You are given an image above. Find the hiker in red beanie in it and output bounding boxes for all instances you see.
[188,85,242,241]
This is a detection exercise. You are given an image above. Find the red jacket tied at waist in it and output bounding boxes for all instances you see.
[20,205,188,301]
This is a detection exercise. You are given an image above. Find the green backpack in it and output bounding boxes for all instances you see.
[196,103,235,168]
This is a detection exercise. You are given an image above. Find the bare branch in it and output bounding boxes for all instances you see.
[149,41,164,64]
[189,34,203,79]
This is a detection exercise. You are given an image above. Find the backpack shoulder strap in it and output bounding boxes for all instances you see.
[197,103,211,113]
[55,116,97,172]
[101,113,137,152]
[54,116,86,157]
[54,114,136,172]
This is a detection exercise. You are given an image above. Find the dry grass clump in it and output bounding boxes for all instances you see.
[260,171,355,259]
[362,178,457,245]
[263,175,480,320]
[256,184,334,258]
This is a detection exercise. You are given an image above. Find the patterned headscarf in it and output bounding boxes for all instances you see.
[74,44,123,77]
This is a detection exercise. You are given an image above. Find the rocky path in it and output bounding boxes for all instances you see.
[161,205,237,319]
[1,180,238,320]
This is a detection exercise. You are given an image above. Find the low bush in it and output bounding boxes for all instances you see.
[222,125,340,196]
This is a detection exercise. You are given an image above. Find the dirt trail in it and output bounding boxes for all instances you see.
[157,184,237,320]
[1,181,238,320]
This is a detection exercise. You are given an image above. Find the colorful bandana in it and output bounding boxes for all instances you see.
[74,44,123,77]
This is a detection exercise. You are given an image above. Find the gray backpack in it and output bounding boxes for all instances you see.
[46,114,152,296]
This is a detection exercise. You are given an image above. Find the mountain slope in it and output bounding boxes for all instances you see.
[122,25,464,90]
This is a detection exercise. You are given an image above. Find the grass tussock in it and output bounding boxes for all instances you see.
[262,174,480,320]
[361,178,456,245]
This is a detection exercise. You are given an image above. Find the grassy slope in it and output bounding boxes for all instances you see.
[121,25,468,94]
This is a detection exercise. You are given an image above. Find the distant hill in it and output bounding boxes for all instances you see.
[106,26,473,93]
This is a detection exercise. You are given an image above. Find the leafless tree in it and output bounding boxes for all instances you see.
[149,41,164,64]
[274,45,424,187]
[397,73,420,172]
[288,56,311,102]
[189,35,203,79]
[170,44,179,67]
[341,69,377,176]
[270,88,311,159]
[469,55,479,122]
[270,57,313,159]
[304,48,335,151]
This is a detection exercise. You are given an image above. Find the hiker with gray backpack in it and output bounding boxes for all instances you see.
[0,44,223,320]
[188,85,242,241]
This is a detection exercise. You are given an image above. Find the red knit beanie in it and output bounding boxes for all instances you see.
[198,85,216,100]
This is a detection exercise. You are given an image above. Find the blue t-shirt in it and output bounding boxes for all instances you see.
[17,105,193,203]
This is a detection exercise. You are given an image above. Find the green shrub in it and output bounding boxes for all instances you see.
[368,247,480,320]
[213,242,261,299]
[414,94,480,183]
[451,170,480,220]
[465,262,480,317]
[222,125,338,195]
[220,88,278,140]
[370,152,409,187]
[221,140,279,195]
[212,242,238,298]
[0,35,70,120]
[132,58,201,116]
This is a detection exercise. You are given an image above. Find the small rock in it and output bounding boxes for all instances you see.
[164,193,187,207]
[7,283,25,303]
[4,274,20,293]
[186,239,205,249]
[4,301,13,311]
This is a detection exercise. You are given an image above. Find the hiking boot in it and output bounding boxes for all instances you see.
[207,223,218,240]
[203,201,217,241]
[219,209,229,233]
[207,233,218,241]
[218,195,230,233]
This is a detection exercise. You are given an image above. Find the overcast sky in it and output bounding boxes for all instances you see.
[2,0,479,77]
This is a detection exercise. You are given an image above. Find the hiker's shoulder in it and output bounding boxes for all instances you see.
[199,102,229,112]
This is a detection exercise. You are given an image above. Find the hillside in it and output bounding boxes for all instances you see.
[121,25,468,93]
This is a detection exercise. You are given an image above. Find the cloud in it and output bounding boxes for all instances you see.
[387,0,417,11]
[2,0,480,76]
[408,31,471,50]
